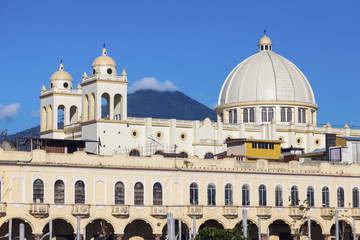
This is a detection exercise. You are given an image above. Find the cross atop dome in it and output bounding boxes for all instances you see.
[258,31,272,52]
[102,43,107,56]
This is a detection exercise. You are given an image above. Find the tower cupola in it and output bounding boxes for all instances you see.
[92,44,117,76]
[50,60,73,89]
[258,30,272,52]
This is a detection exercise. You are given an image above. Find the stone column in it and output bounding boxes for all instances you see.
[114,234,124,240]
[33,234,42,240]
[153,234,162,240]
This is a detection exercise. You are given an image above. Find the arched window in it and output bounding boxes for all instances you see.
[242,184,250,206]
[233,109,237,123]
[258,184,267,206]
[114,181,125,205]
[337,187,345,208]
[281,108,286,122]
[262,108,267,122]
[74,180,85,204]
[204,152,214,159]
[287,108,292,122]
[275,185,283,207]
[114,94,122,120]
[54,180,65,204]
[153,182,162,205]
[57,105,65,129]
[268,108,274,122]
[129,149,140,157]
[134,182,144,205]
[69,106,78,124]
[207,183,216,206]
[291,186,299,206]
[179,152,188,158]
[220,113,224,122]
[229,110,233,123]
[33,179,44,203]
[249,108,255,122]
[307,186,315,207]
[224,183,233,206]
[322,186,330,207]
[101,93,110,120]
[353,187,359,208]
[243,109,248,123]
[190,183,198,205]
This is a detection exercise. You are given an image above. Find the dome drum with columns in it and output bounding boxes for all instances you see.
[216,34,318,125]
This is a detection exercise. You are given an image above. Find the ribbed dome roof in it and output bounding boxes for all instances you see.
[92,46,116,68]
[218,38,315,107]
[50,63,72,82]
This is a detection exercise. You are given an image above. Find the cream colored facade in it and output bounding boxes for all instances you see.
[38,35,360,157]
[1,148,360,239]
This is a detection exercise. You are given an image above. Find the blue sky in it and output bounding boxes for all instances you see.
[0,0,359,134]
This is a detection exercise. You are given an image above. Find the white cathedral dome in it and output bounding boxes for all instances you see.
[218,35,316,107]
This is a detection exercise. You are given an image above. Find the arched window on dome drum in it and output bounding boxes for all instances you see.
[287,108,292,122]
[322,186,330,207]
[268,108,274,122]
[153,182,162,205]
[33,179,44,203]
[243,109,248,123]
[337,187,344,207]
[291,186,299,206]
[114,181,125,205]
[233,109,237,123]
[281,108,286,122]
[275,185,283,207]
[249,108,255,122]
[190,182,199,205]
[242,184,250,206]
[207,183,216,206]
[75,180,85,204]
[129,149,140,157]
[224,183,233,206]
[307,186,315,207]
[229,110,233,123]
[353,187,359,208]
[134,182,144,205]
[54,180,65,204]
[220,113,224,122]
[261,108,267,122]
[298,108,306,123]
[258,184,267,206]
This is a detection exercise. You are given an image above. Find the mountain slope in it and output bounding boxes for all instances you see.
[7,90,217,140]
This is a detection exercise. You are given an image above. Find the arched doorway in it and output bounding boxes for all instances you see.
[330,221,352,240]
[42,219,74,240]
[0,218,33,240]
[299,220,322,240]
[199,220,224,230]
[85,219,115,240]
[234,220,258,240]
[124,220,153,240]
[268,220,291,240]
[161,221,189,240]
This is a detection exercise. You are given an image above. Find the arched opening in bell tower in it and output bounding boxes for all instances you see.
[114,94,122,120]
[101,93,110,120]
[57,105,65,129]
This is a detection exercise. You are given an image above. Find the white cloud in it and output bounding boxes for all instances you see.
[30,109,40,118]
[128,77,177,93]
[0,103,20,120]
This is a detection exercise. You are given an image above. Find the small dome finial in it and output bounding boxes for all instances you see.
[264,29,267,36]
[59,59,64,71]
[102,44,107,56]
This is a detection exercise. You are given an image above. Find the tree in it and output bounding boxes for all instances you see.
[195,227,248,240]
